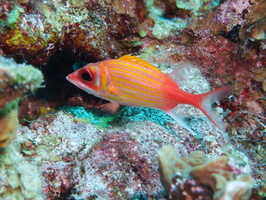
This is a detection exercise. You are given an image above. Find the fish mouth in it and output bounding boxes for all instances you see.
[66,75,71,82]
[66,74,76,85]
[66,74,85,90]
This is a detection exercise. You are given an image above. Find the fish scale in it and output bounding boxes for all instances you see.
[67,55,234,133]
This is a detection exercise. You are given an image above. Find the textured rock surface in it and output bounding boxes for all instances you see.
[0,0,144,64]
[3,110,253,199]
[0,140,43,199]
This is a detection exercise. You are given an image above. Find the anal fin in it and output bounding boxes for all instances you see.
[166,108,197,136]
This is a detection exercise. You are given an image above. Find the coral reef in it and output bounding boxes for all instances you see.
[0,0,265,199]
[9,110,254,199]
[0,56,43,109]
[0,56,43,148]
[0,0,143,64]
[0,140,43,199]
[158,145,254,200]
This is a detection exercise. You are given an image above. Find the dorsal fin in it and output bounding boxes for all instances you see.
[119,55,161,72]
[169,61,206,90]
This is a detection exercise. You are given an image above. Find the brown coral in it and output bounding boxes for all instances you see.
[0,0,144,65]
[158,145,254,200]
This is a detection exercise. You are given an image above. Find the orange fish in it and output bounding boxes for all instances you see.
[67,55,234,132]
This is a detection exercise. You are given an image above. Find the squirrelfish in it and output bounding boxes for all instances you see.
[67,55,234,132]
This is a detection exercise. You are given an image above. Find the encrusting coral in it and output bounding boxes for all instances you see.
[0,138,43,199]
[0,56,43,109]
[0,56,43,148]
[158,145,254,200]
[0,0,145,64]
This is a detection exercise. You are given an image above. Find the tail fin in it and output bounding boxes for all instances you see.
[197,86,235,132]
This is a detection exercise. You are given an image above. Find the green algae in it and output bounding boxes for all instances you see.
[61,106,115,129]
[7,6,24,27]
[138,29,147,38]
[0,100,18,119]
[61,106,174,131]
[0,6,25,28]
[114,107,172,127]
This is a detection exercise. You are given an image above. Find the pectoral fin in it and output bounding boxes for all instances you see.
[108,85,120,96]
[166,108,197,135]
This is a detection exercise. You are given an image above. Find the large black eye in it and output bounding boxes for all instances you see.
[81,72,93,81]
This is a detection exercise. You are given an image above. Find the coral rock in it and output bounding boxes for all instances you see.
[0,56,43,109]
[158,145,254,200]
[0,55,43,147]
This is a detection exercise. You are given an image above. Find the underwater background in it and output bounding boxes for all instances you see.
[0,0,265,199]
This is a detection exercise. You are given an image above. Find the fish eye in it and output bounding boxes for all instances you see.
[81,72,92,81]
[81,72,93,81]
